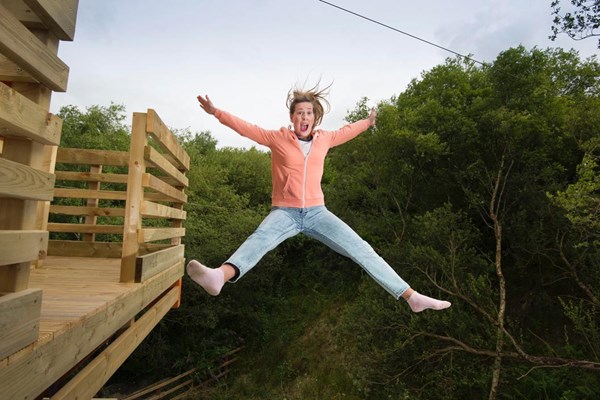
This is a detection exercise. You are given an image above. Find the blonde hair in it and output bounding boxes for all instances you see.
[286,81,332,127]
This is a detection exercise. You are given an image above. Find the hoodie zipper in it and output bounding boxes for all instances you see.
[300,133,316,208]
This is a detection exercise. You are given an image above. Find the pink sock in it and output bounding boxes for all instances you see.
[406,292,451,313]
[186,260,225,296]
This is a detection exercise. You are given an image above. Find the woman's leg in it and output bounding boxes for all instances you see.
[187,207,300,295]
[303,207,450,311]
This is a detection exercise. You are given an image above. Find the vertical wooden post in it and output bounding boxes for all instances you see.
[83,164,102,242]
[171,203,184,246]
[0,138,45,292]
[1,33,57,276]
[120,113,147,282]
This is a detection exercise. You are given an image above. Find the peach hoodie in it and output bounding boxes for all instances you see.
[214,109,372,208]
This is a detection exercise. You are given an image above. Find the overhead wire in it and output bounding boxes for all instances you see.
[317,0,486,67]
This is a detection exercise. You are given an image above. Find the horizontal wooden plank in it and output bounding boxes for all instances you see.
[0,53,38,82]
[135,245,184,282]
[141,201,186,220]
[0,230,48,265]
[0,81,62,145]
[47,223,123,235]
[0,157,55,201]
[145,146,188,187]
[47,240,123,258]
[23,0,79,41]
[0,289,42,360]
[51,286,179,399]
[0,3,69,92]
[139,228,185,243]
[56,148,130,166]
[146,109,190,171]
[143,173,187,203]
[0,0,45,34]
[53,188,128,201]
[138,243,173,256]
[49,205,126,217]
[143,192,185,204]
[54,170,129,184]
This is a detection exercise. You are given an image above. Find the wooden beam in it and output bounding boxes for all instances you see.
[0,262,184,400]
[143,192,185,204]
[46,241,169,258]
[47,240,123,258]
[1,0,44,28]
[49,286,179,400]
[141,201,186,220]
[121,113,148,282]
[146,109,190,171]
[0,289,42,360]
[145,146,188,187]
[47,223,123,235]
[23,0,79,41]
[53,188,128,201]
[0,53,38,82]
[138,228,185,243]
[0,81,62,145]
[35,143,59,240]
[0,230,48,266]
[56,148,129,166]
[83,165,102,242]
[0,3,69,92]
[55,170,129,184]
[49,205,126,217]
[0,138,47,292]
[135,245,184,283]
[143,173,187,203]
[0,262,30,293]
[0,157,55,201]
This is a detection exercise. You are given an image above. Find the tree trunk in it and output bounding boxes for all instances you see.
[488,154,510,400]
[489,218,506,400]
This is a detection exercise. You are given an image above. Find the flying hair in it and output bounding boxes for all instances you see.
[286,81,332,127]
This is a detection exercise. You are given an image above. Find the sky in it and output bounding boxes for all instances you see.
[49,0,598,149]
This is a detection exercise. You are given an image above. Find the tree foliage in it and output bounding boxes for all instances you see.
[551,0,600,48]
[331,47,600,399]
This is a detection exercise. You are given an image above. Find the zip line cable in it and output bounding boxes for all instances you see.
[318,0,486,67]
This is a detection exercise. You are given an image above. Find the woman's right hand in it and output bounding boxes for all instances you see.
[368,107,377,127]
[197,94,216,115]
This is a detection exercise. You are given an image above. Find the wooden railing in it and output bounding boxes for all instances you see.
[48,109,189,284]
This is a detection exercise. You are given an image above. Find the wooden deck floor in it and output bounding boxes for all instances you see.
[1,255,183,400]
[30,256,137,349]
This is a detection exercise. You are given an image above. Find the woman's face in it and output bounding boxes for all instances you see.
[290,101,315,139]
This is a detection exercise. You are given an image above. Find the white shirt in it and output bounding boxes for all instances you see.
[297,137,313,156]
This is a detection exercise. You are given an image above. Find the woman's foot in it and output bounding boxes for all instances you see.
[186,260,225,296]
[406,291,451,312]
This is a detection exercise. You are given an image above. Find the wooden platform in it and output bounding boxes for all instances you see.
[32,256,135,343]
[0,256,184,400]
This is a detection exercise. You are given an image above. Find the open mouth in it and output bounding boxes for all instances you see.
[301,124,309,132]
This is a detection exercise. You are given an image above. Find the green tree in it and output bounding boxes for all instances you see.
[551,0,600,48]
[58,103,130,150]
[332,47,600,399]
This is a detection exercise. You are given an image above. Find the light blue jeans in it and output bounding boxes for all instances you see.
[225,206,410,299]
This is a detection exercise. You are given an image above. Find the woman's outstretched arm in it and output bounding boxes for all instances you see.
[196,94,276,147]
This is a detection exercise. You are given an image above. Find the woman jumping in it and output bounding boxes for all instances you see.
[187,83,451,313]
